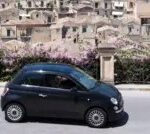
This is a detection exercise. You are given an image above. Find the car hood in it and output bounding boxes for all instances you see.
[93,82,120,98]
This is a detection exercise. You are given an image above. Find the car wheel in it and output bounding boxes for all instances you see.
[5,103,25,122]
[85,108,107,128]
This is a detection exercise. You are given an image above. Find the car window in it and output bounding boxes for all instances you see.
[22,73,44,86]
[70,68,97,90]
[44,74,76,90]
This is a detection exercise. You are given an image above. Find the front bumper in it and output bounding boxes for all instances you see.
[108,94,125,122]
[1,95,5,111]
[108,107,125,122]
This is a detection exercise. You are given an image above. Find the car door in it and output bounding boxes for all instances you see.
[18,72,47,117]
[40,73,90,119]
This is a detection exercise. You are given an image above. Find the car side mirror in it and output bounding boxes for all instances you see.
[71,87,78,92]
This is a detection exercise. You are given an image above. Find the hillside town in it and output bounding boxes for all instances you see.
[0,0,150,58]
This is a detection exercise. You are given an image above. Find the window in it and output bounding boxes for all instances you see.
[28,1,32,7]
[73,27,77,32]
[128,27,132,33]
[2,4,5,8]
[22,73,44,86]
[19,16,22,20]
[70,68,97,90]
[105,3,107,9]
[36,14,39,18]
[41,1,44,7]
[129,2,134,8]
[82,26,87,33]
[45,74,76,90]
[47,16,51,23]
[7,30,11,37]
[62,26,68,38]
[146,26,150,35]
[60,2,63,6]
[26,28,32,36]
[114,15,118,18]
[18,2,22,9]
[47,3,50,8]
[115,6,123,10]
[128,25,133,33]
[141,18,150,25]
[95,2,99,8]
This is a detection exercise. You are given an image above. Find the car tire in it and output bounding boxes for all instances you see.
[85,108,107,128]
[5,103,25,122]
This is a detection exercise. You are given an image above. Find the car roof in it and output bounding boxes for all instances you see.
[22,63,76,74]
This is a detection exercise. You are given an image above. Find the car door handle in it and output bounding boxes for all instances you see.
[38,94,47,98]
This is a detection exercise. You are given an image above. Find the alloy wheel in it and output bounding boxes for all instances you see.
[5,104,24,122]
[86,108,107,128]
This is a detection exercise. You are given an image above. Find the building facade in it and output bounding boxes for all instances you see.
[0,0,150,46]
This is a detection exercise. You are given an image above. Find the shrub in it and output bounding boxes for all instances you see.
[0,51,99,81]
[115,57,150,84]
[0,42,149,83]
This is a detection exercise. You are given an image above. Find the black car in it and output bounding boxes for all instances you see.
[1,63,124,128]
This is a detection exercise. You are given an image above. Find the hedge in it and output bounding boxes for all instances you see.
[0,55,149,84]
[115,57,150,84]
[0,53,100,82]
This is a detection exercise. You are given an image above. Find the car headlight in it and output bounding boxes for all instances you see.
[110,98,118,105]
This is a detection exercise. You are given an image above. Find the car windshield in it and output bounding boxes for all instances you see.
[70,68,97,90]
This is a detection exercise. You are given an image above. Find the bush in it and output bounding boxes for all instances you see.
[0,43,149,83]
[115,57,150,84]
[0,50,5,78]
[0,54,100,81]
[0,54,150,84]
[0,41,100,81]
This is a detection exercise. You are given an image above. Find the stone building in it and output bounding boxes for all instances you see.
[0,0,18,24]
[136,0,150,45]
[49,16,98,43]
[16,0,56,23]
[16,0,55,10]
[1,19,52,44]
[0,0,57,43]
[0,0,150,47]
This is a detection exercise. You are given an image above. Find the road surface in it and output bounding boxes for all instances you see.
[0,90,150,134]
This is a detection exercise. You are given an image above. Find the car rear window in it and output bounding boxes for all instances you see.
[22,73,44,86]
[12,71,45,87]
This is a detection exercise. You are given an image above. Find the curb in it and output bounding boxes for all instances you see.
[115,84,150,91]
[117,88,150,91]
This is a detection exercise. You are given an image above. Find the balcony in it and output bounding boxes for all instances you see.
[112,1,124,13]
[17,3,54,11]
[112,11,123,16]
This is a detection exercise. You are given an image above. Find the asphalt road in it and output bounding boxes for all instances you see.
[0,90,150,134]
